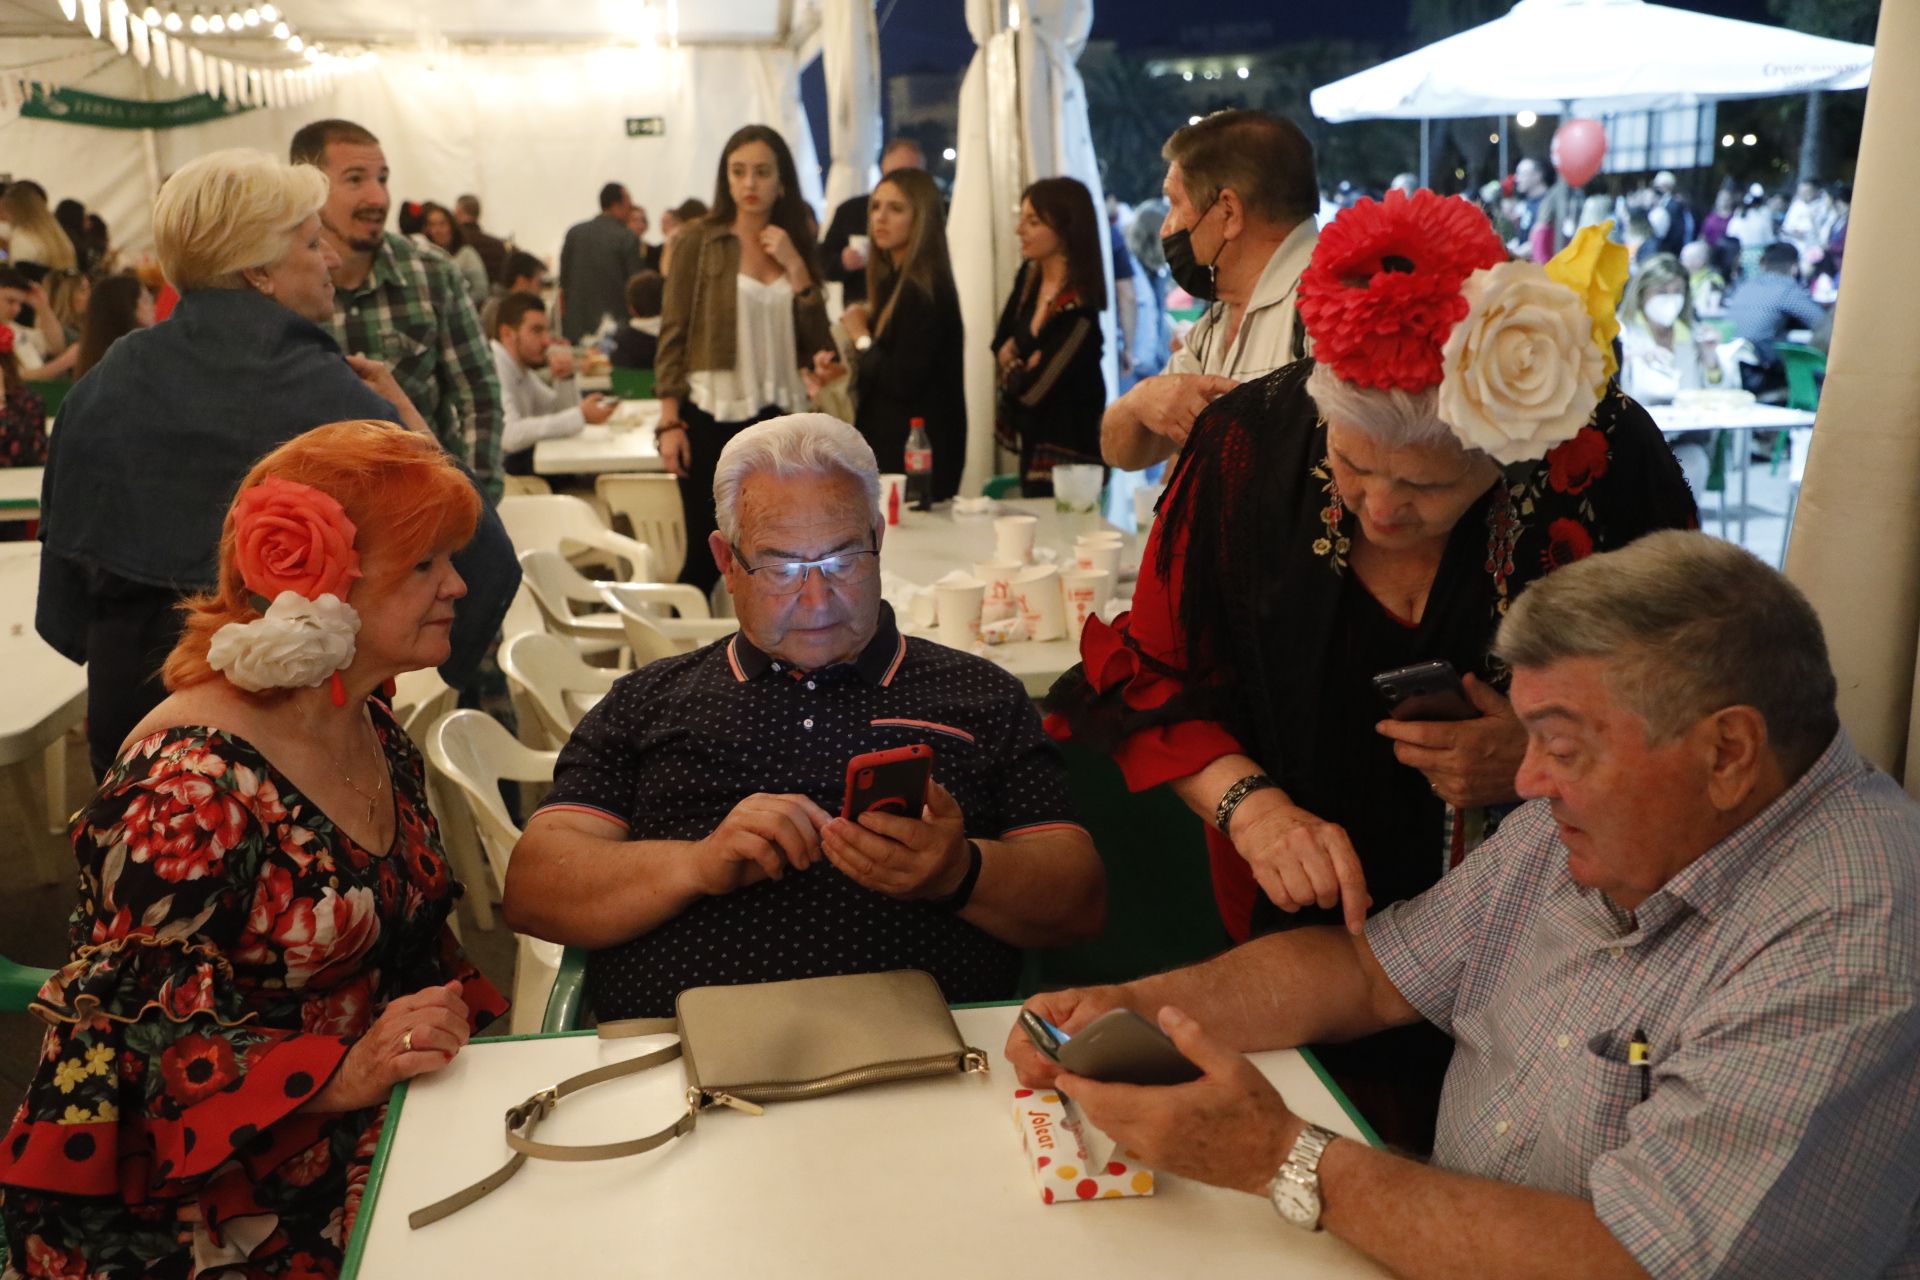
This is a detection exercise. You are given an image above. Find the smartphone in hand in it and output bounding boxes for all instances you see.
[842,745,934,821]
[1372,659,1478,722]
[1020,1008,1202,1086]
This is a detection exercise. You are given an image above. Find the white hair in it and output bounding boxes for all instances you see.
[1306,361,1464,454]
[712,413,882,543]
[153,148,329,292]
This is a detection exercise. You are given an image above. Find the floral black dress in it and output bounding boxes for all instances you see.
[0,698,506,1279]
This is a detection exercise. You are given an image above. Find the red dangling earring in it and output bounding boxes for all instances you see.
[329,671,347,708]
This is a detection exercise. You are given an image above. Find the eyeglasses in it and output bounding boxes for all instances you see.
[730,541,878,596]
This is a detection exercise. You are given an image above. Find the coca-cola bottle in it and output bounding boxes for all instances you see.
[904,418,934,512]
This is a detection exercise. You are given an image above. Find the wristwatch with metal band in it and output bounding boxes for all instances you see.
[1268,1123,1338,1231]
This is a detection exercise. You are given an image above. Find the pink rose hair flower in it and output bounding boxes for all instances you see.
[1296,190,1508,393]
[231,475,362,603]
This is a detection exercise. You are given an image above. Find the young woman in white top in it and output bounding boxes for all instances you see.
[1619,253,1718,496]
[654,125,831,593]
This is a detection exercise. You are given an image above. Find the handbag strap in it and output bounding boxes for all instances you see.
[408,1018,688,1230]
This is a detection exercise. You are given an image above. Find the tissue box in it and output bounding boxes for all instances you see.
[1012,1087,1155,1203]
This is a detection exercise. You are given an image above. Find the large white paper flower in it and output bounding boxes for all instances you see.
[1437,261,1604,465]
[207,591,360,693]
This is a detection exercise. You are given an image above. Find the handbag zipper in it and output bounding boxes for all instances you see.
[691,1048,990,1112]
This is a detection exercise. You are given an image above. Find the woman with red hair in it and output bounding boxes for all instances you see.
[1045,191,1697,1148]
[0,421,508,1277]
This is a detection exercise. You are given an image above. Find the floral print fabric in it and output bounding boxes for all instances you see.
[0,699,505,1278]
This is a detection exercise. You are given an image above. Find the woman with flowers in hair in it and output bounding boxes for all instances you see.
[0,421,508,1277]
[1045,190,1695,1148]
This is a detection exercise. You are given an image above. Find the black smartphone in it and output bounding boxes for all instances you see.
[1372,659,1478,722]
[1020,1008,1202,1086]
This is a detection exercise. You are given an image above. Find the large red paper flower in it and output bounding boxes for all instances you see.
[1297,190,1508,392]
[231,475,362,603]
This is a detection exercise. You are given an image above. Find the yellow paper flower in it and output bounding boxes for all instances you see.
[1545,220,1630,387]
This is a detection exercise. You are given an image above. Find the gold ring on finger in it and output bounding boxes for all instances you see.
[403,1029,415,1053]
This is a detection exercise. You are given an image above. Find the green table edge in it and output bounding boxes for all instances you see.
[339,1003,1379,1277]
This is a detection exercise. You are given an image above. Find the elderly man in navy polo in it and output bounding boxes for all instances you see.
[1009,532,1920,1278]
[506,414,1106,1019]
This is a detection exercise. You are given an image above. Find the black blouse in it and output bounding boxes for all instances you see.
[854,273,965,501]
[991,263,1105,486]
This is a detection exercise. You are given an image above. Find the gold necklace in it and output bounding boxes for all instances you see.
[338,711,387,833]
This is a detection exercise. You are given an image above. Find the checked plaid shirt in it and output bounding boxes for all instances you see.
[1367,730,1920,1278]
[329,231,504,499]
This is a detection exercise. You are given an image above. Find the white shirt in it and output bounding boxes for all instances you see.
[688,273,804,422]
[6,321,44,372]
[1618,317,1710,405]
[492,339,585,455]
[1165,219,1317,383]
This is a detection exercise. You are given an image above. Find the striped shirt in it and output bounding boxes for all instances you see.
[1368,731,1920,1277]
[329,231,505,500]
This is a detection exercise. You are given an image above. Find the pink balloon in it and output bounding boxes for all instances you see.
[1551,118,1608,187]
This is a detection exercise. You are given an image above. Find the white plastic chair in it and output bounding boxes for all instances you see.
[425,709,563,1036]
[599,580,737,666]
[497,494,654,582]
[595,473,688,583]
[501,474,553,497]
[499,632,620,750]
[517,549,631,654]
[388,668,456,743]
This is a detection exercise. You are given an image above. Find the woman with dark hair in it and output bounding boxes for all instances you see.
[992,176,1107,496]
[836,167,965,499]
[421,200,491,304]
[74,274,153,380]
[53,199,95,273]
[655,123,833,593]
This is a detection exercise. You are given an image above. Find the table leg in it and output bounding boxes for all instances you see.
[43,735,66,837]
[1739,427,1751,549]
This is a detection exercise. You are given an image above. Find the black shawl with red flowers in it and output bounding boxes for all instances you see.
[1047,358,1698,830]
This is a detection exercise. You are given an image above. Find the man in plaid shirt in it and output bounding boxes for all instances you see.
[291,119,505,501]
[1011,532,1920,1278]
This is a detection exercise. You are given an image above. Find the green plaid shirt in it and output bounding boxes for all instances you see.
[329,232,504,500]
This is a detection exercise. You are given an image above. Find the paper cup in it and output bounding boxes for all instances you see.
[1012,564,1065,641]
[879,473,908,524]
[1074,540,1122,580]
[1133,483,1167,532]
[908,589,938,630]
[1062,568,1113,636]
[994,514,1039,563]
[973,558,1024,623]
[935,580,986,649]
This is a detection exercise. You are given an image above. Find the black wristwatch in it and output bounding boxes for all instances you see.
[930,840,984,913]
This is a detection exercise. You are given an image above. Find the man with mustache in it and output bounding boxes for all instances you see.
[291,119,505,500]
[1008,531,1920,1279]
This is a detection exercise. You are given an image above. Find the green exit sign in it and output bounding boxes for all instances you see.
[625,116,665,137]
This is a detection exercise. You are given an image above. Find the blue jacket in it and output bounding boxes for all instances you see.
[37,287,518,683]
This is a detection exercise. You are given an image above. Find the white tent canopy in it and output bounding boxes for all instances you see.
[0,0,882,264]
[1310,0,1873,122]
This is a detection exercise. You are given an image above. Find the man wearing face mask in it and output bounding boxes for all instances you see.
[1100,110,1320,472]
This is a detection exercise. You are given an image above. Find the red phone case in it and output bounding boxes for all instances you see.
[843,744,935,821]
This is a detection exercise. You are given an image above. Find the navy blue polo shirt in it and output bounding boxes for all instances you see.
[535,604,1084,1019]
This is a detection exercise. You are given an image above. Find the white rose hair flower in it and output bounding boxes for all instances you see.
[207,591,361,693]
[1437,261,1605,466]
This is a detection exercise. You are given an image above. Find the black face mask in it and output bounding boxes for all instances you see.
[1161,198,1224,300]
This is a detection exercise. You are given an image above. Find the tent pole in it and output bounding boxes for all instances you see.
[1419,117,1429,188]
[1498,115,1509,184]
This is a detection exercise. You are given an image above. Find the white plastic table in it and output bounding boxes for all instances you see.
[344,1004,1389,1279]
[0,544,85,859]
[1649,403,1816,545]
[0,466,43,523]
[532,401,664,475]
[880,498,1136,697]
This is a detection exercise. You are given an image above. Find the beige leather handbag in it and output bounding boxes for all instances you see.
[409,970,989,1229]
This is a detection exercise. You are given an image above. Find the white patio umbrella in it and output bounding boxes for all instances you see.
[1310,0,1873,123]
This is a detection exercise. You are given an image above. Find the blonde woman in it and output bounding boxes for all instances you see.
[1,182,78,273]
[35,148,517,777]
[1617,253,1719,405]
[835,166,964,499]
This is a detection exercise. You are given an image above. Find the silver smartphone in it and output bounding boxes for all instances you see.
[1020,1008,1201,1086]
